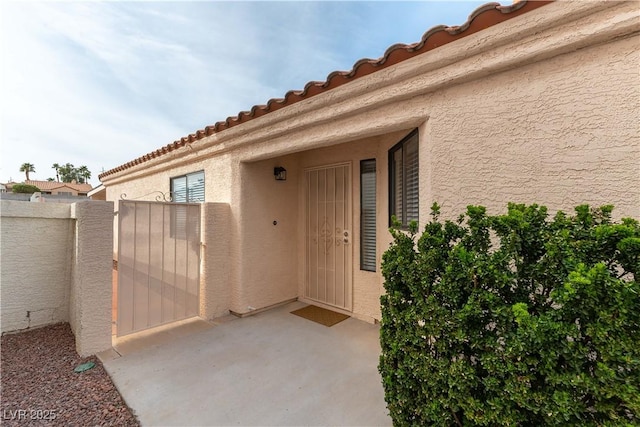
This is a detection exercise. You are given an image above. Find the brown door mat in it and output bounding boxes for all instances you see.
[291,305,350,327]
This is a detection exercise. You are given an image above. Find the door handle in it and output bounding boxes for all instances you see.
[343,230,349,244]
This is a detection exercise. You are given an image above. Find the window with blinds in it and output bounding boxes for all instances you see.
[389,129,419,227]
[360,159,377,272]
[170,170,204,239]
[170,170,205,203]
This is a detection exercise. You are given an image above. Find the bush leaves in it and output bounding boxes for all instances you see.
[379,203,639,426]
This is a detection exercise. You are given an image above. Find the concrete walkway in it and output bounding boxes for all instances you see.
[100,301,392,426]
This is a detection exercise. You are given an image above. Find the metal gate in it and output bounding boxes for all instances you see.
[117,200,201,336]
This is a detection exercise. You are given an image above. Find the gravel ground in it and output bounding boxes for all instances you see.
[1,323,139,426]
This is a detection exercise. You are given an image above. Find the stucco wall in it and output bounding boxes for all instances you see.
[106,155,233,206]
[234,155,300,313]
[424,32,639,222]
[1,202,73,331]
[1,201,114,357]
[200,202,232,319]
[69,201,114,356]
[101,1,639,324]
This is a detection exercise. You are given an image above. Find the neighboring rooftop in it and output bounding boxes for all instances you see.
[99,0,551,180]
[5,180,93,193]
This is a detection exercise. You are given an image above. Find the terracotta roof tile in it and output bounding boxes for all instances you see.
[100,0,551,180]
[23,180,93,192]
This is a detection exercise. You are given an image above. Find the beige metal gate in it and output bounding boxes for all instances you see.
[305,163,352,310]
[117,200,201,336]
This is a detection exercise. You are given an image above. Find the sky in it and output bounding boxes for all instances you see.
[1,0,490,185]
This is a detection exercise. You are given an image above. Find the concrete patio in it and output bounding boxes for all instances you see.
[100,301,392,426]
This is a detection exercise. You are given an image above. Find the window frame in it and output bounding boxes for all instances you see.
[360,159,377,272]
[170,170,205,203]
[169,170,204,240]
[388,129,419,228]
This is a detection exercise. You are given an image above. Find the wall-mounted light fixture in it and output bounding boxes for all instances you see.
[274,166,287,181]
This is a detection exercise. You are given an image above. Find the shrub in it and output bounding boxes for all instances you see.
[11,183,41,194]
[379,203,639,426]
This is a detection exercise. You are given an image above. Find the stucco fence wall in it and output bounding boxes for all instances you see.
[1,200,113,356]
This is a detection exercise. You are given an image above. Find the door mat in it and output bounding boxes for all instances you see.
[291,305,350,327]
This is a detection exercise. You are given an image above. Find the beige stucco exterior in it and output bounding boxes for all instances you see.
[1,200,114,356]
[102,1,640,323]
[1,202,74,331]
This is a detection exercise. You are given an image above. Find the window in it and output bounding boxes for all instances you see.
[170,170,205,203]
[170,171,204,239]
[389,129,419,227]
[360,159,377,272]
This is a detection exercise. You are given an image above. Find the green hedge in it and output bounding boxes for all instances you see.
[379,203,639,426]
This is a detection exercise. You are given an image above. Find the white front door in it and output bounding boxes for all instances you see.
[305,163,352,310]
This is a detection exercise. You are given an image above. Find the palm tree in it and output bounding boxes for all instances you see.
[77,166,91,184]
[19,163,35,181]
[52,163,60,182]
[59,163,75,182]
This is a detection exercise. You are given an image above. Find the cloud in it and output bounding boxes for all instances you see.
[1,1,487,183]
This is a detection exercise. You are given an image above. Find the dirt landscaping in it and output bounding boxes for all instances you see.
[1,323,138,426]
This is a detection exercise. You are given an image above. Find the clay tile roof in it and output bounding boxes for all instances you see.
[99,0,551,180]
[24,180,93,192]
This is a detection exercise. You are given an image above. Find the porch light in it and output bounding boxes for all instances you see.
[274,166,287,181]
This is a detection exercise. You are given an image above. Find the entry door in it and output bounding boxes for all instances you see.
[305,164,352,310]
